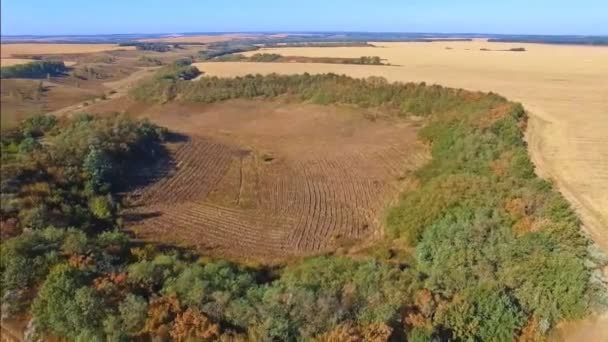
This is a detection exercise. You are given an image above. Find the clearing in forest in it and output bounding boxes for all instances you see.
[124,100,428,260]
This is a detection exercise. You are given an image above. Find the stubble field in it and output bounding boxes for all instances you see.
[0,43,134,58]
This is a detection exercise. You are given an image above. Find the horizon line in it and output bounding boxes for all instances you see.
[2,31,608,38]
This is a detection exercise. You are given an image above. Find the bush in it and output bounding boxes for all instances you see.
[33,264,104,339]
[119,294,148,333]
[437,285,523,341]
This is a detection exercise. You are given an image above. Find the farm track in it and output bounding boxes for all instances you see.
[125,128,428,260]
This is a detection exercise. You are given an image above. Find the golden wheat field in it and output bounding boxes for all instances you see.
[0,43,134,58]
[0,58,38,66]
[0,58,78,67]
[194,40,608,253]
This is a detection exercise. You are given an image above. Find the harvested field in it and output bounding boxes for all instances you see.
[0,58,37,66]
[194,40,608,254]
[0,43,134,58]
[0,58,78,67]
[124,100,427,260]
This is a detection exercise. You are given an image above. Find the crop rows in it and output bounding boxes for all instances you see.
[133,138,235,206]
[127,136,428,258]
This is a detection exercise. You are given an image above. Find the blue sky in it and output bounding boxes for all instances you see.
[2,0,607,36]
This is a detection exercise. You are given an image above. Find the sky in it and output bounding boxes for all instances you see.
[1,0,607,36]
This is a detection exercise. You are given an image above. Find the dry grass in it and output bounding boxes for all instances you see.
[1,79,100,129]
[194,40,608,255]
[0,43,134,58]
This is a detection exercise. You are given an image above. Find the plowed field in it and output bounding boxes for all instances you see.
[124,100,427,260]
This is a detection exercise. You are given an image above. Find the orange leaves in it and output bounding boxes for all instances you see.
[404,289,440,330]
[141,295,220,341]
[316,322,392,342]
[505,197,548,236]
[170,307,220,342]
[67,254,94,269]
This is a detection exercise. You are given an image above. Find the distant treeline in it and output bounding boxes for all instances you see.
[488,35,608,46]
[215,53,387,65]
[118,42,173,52]
[0,61,69,79]
[198,42,259,60]
[479,47,527,52]
[262,41,375,48]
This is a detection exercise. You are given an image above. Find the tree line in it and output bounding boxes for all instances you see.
[0,61,69,79]
[119,42,172,52]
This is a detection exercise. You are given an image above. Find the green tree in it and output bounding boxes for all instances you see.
[437,285,523,341]
[89,195,113,220]
[119,294,148,334]
[83,146,113,193]
[33,264,104,339]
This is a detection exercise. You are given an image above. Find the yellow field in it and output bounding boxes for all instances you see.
[0,58,37,66]
[194,40,608,254]
[0,43,134,58]
[0,58,78,67]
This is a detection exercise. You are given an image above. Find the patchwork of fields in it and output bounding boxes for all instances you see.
[194,40,608,253]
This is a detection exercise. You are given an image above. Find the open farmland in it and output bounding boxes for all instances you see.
[195,40,608,253]
[0,58,37,66]
[0,43,134,58]
[123,100,427,260]
[0,58,78,67]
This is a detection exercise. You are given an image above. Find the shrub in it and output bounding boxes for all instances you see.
[119,294,148,334]
[436,285,523,341]
[33,264,104,339]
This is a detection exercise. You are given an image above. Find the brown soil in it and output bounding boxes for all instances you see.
[116,100,427,262]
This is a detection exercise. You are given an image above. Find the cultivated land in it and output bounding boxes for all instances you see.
[0,59,77,67]
[0,58,37,66]
[0,43,134,58]
[124,100,427,260]
[195,40,608,254]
